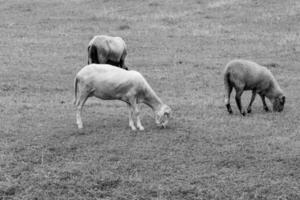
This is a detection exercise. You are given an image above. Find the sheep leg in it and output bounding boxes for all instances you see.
[88,44,100,64]
[76,90,90,129]
[120,48,128,70]
[259,94,269,111]
[128,98,144,131]
[120,59,128,70]
[235,89,246,116]
[135,104,144,131]
[224,84,233,114]
[127,104,137,131]
[247,90,257,113]
[87,46,92,64]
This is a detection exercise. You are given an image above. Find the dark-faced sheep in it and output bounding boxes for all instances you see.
[88,35,128,70]
[223,59,285,115]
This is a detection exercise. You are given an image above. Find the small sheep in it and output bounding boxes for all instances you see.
[88,35,128,70]
[223,59,285,115]
[74,64,171,130]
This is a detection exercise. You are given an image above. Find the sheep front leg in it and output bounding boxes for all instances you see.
[127,104,137,131]
[128,99,144,131]
[235,89,246,116]
[247,90,257,113]
[134,104,144,131]
[259,94,269,112]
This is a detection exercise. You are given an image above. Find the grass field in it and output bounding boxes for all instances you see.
[0,0,299,199]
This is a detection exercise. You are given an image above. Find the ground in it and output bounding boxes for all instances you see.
[0,0,299,199]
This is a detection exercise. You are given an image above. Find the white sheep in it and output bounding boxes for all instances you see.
[88,35,128,70]
[223,59,285,115]
[74,64,171,130]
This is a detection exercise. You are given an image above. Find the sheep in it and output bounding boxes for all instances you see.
[88,35,128,70]
[223,59,285,115]
[74,64,171,130]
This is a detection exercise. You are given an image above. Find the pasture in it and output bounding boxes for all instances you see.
[0,0,299,199]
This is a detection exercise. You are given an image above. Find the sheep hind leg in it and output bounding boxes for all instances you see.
[119,59,128,70]
[247,90,257,113]
[224,84,233,114]
[120,52,128,70]
[235,89,246,116]
[76,90,90,129]
[88,45,99,64]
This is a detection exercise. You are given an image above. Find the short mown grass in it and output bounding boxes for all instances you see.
[0,0,299,199]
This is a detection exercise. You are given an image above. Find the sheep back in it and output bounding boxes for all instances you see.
[224,59,282,95]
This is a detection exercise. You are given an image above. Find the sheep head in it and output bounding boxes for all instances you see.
[155,104,172,128]
[273,95,285,112]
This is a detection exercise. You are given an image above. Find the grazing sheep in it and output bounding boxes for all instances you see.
[74,64,171,130]
[88,35,128,70]
[223,59,285,115]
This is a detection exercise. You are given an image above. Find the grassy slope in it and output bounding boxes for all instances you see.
[0,0,299,199]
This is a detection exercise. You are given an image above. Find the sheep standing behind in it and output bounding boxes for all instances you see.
[223,59,285,115]
[88,35,128,70]
[74,64,171,130]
